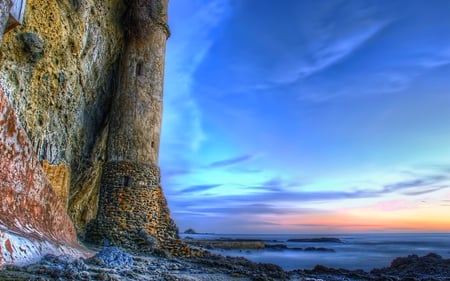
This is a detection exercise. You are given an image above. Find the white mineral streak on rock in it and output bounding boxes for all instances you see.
[0,231,92,266]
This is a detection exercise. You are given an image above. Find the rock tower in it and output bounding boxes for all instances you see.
[86,0,179,252]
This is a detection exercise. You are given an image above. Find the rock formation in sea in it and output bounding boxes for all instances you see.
[0,0,188,265]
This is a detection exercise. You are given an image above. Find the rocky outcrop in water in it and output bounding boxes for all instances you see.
[184,238,266,250]
[291,253,450,281]
[286,237,342,243]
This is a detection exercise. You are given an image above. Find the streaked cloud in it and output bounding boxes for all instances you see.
[207,154,256,168]
[168,168,450,214]
[403,187,448,196]
[271,20,389,85]
[189,203,323,216]
[160,0,231,166]
[181,184,222,194]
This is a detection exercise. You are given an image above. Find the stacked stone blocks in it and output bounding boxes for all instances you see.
[87,161,178,252]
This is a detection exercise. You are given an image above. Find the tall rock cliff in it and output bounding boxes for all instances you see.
[0,0,125,238]
[0,0,184,265]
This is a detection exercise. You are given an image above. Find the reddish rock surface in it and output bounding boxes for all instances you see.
[0,86,89,266]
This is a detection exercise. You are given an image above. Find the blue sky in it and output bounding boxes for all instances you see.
[160,0,450,234]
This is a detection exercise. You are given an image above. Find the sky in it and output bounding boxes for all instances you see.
[160,0,450,234]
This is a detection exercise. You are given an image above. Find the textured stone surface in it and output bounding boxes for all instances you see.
[0,0,125,235]
[107,0,169,164]
[42,160,71,209]
[88,246,134,268]
[0,247,291,281]
[0,86,90,266]
[86,161,179,252]
[67,126,108,238]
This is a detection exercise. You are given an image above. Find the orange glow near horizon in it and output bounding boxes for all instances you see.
[259,200,450,233]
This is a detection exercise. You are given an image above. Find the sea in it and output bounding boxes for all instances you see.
[180,233,450,271]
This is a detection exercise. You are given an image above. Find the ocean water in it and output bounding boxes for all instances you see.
[180,233,450,271]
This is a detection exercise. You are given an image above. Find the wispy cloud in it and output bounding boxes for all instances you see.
[189,203,322,216]
[195,1,395,98]
[170,170,450,213]
[162,168,191,178]
[207,154,256,168]
[240,3,450,102]
[181,184,222,193]
[245,178,300,193]
[161,0,231,166]
[416,48,450,69]
[297,35,450,102]
[383,175,447,192]
[403,187,448,196]
[441,199,450,207]
[272,21,389,85]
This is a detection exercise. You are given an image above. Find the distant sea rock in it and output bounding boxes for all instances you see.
[265,244,288,250]
[287,237,342,243]
[304,247,335,252]
[184,228,198,234]
[265,245,335,252]
[184,239,265,250]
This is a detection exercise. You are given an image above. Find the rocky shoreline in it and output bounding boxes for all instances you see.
[0,246,449,281]
[184,237,337,253]
[184,238,266,250]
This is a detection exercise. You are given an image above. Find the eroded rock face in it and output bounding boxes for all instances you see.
[0,0,185,263]
[0,0,125,236]
[0,86,90,265]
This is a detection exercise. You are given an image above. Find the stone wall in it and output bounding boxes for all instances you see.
[86,161,179,252]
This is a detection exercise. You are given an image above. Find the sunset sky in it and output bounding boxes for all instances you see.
[160,0,450,234]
